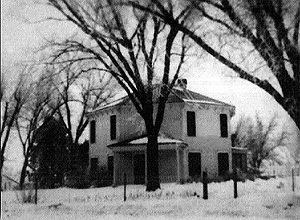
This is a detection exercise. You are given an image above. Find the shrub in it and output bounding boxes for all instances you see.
[89,165,113,188]
[65,166,89,189]
[15,189,36,203]
[65,175,89,189]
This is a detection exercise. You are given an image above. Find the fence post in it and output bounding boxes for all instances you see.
[34,172,38,205]
[234,168,238,198]
[292,168,295,192]
[124,173,127,202]
[203,171,208,200]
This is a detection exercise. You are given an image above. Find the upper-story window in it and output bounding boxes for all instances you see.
[187,111,196,136]
[110,115,116,140]
[90,120,96,143]
[220,114,228,138]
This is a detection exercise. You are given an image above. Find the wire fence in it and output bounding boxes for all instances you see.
[2,165,299,191]
[2,163,299,207]
[262,162,300,177]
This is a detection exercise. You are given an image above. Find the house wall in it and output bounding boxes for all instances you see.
[117,102,184,140]
[89,97,234,181]
[89,101,184,170]
[158,103,183,138]
[88,108,118,168]
[182,104,233,179]
[118,105,145,141]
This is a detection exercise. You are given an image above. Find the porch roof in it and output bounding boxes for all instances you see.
[107,133,187,148]
[232,147,248,153]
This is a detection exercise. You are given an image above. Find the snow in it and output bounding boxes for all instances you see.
[2,176,299,220]
[129,135,184,145]
[182,99,224,106]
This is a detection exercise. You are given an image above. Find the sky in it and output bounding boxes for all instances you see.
[1,0,72,171]
[1,0,299,172]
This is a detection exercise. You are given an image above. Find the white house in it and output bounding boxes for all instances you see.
[87,79,238,185]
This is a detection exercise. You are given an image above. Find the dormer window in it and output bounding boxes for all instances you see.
[90,120,96,143]
[110,115,116,140]
[187,111,196,136]
[220,114,228,138]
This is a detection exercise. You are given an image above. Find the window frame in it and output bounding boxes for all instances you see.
[90,120,96,144]
[220,113,228,138]
[187,111,196,137]
[110,115,117,140]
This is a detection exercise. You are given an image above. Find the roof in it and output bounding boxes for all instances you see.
[86,94,128,115]
[170,88,233,106]
[87,86,234,115]
[232,147,248,153]
[107,133,186,148]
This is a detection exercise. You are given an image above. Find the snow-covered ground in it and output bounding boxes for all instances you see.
[2,176,299,220]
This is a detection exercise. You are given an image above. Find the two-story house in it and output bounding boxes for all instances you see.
[87,79,236,185]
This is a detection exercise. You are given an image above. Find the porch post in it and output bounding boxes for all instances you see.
[113,152,120,186]
[182,148,188,182]
[144,149,147,185]
[176,147,180,183]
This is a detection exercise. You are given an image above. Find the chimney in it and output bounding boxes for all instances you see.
[177,78,187,90]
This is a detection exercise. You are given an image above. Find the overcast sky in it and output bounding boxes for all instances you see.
[2,0,299,171]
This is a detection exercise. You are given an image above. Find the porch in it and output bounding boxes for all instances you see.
[232,147,248,172]
[107,134,187,185]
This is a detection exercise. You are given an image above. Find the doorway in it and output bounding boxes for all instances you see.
[218,153,229,176]
[133,154,145,184]
[188,152,201,178]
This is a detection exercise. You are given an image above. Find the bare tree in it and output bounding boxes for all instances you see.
[48,60,118,176]
[50,61,117,149]
[45,0,188,191]
[232,114,289,174]
[15,70,56,189]
[130,0,300,131]
[1,70,32,174]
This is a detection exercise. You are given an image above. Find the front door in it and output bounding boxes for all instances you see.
[188,152,201,178]
[218,153,229,176]
[133,154,145,184]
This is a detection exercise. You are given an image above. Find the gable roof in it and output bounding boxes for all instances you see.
[87,86,234,115]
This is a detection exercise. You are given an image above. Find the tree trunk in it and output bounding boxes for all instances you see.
[288,85,300,130]
[146,133,161,191]
[19,157,29,190]
[1,125,14,173]
[0,152,4,175]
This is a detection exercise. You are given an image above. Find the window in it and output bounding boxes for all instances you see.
[90,120,96,143]
[218,153,229,176]
[107,156,114,177]
[188,152,201,177]
[90,158,98,171]
[220,114,228,137]
[187,111,196,136]
[110,115,116,140]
